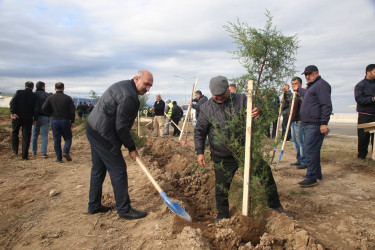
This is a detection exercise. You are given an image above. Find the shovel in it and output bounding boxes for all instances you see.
[135,156,192,221]
[275,91,296,169]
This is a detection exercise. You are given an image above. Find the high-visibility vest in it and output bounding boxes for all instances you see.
[167,102,173,116]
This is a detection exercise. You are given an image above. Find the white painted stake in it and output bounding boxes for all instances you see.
[242,80,254,216]
[179,76,199,141]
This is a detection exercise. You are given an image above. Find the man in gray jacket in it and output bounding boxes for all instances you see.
[194,76,289,223]
[86,70,153,220]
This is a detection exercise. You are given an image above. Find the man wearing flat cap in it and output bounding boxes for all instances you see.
[194,76,290,223]
[296,65,332,187]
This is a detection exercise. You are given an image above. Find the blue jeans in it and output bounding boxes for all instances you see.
[303,124,325,180]
[291,121,305,165]
[165,117,170,134]
[86,131,131,215]
[32,116,50,155]
[51,119,72,161]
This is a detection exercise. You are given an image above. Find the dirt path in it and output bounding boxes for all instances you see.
[0,117,374,249]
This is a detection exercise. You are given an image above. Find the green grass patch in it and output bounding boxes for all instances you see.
[0,107,10,115]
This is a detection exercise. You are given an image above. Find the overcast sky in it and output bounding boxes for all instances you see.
[1,0,374,112]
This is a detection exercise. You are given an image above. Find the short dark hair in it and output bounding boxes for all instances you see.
[229,83,236,88]
[25,81,34,88]
[292,76,302,84]
[366,64,375,74]
[36,81,45,90]
[195,90,202,95]
[172,101,177,105]
[55,82,64,90]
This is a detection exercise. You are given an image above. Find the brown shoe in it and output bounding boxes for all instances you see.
[42,154,49,158]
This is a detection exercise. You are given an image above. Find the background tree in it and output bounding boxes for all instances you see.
[221,10,299,216]
[89,90,100,103]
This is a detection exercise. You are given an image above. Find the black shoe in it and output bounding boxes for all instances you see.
[13,151,18,156]
[119,208,147,220]
[56,159,63,163]
[296,164,307,169]
[22,157,28,161]
[301,174,322,180]
[272,206,293,219]
[63,153,72,161]
[290,162,301,166]
[298,178,317,187]
[88,205,113,214]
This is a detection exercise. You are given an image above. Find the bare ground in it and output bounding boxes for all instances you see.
[0,115,374,249]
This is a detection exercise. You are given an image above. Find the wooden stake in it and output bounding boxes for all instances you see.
[242,80,254,216]
[179,76,199,141]
[271,92,285,164]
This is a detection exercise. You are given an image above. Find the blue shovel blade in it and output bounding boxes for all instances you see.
[161,191,191,221]
[275,150,284,168]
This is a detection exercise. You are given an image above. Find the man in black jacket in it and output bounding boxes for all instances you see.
[10,81,39,160]
[297,65,332,187]
[355,64,375,162]
[42,82,76,163]
[152,94,165,137]
[32,81,51,158]
[190,90,208,124]
[171,101,183,136]
[194,76,289,223]
[86,70,153,220]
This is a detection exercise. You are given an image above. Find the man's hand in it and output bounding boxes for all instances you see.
[71,123,74,128]
[11,114,18,120]
[129,150,138,161]
[189,99,192,106]
[320,125,329,134]
[197,154,206,167]
[251,107,260,119]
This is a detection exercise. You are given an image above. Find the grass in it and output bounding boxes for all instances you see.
[0,107,10,115]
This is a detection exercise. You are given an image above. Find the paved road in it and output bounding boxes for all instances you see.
[328,122,357,137]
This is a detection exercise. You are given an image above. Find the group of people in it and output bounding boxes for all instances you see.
[275,65,332,187]
[151,96,184,137]
[84,70,291,222]
[76,101,94,118]
[13,65,373,224]
[10,81,76,163]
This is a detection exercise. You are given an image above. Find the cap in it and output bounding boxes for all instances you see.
[156,93,161,97]
[166,99,171,102]
[302,65,319,75]
[209,76,229,95]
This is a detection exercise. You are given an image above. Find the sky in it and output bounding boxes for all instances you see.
[0,0,375,113]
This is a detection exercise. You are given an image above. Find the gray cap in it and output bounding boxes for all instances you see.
[209,76,229,95]
[156,93,161,97]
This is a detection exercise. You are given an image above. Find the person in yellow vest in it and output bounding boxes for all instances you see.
[164,99,173,135]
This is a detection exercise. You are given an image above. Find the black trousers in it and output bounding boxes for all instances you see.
[282,113,291,141]
[357,113,375,159]
[211,154,281,218]
[12,117,33,159]
[171,118,180,136]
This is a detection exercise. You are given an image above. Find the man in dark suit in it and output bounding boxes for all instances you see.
[10,81,39,160]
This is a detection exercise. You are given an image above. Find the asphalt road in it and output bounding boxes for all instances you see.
[328,122,357,138]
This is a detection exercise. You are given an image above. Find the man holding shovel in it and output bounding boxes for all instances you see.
[194,76,289,223]
[86,70,153,219]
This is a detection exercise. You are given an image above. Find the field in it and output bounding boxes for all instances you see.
[0,109,374,249]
